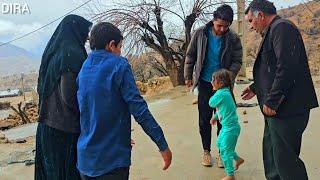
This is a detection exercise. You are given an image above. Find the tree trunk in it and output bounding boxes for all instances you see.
[166,60,185,86]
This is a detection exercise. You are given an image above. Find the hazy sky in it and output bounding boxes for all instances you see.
[0,0,311,57]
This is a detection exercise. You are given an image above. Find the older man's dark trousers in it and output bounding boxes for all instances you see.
[198,79,222,152]
[263,111,309,180]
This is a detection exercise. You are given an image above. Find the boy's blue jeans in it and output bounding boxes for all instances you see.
[80,167,129,180]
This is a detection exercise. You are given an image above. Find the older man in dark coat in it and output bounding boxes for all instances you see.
[242,0,318,180]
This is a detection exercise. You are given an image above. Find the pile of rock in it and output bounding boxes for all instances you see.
[136,76,174,96]
[24,102,39,123]
[145,76,174,96]
[136,81,148,95]
[0,102,10,110]
[0,132,9,144]
[0,102,38,131]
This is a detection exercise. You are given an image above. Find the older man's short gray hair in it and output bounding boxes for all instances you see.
[245,0,277,15]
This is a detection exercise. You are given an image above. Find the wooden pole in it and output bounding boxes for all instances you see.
[237,0,247,79]
[21,73,26,101]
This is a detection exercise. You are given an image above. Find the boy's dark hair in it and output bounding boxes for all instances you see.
[212,69,237,104]
[245,0,277,15]
[89,22,123,50]
[213,4,234,24]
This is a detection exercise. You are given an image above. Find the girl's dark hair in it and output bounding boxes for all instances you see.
[89,22,123,50]
[213,4,234,24]
[212,69,237,105]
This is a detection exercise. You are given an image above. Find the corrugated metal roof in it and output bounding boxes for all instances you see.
[0,89,20,97]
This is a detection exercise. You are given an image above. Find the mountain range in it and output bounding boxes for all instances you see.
[0,42,40,76]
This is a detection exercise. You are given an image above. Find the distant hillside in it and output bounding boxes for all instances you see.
[0,71,38,91]
[244,0,320,74]
[0,43,40,76]
[0,43,36,58]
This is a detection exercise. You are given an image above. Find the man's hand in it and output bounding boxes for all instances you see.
[160,148,172,170]
[185,80,193,88]
[241,86,256,100]
[210,118,217,125]
[131,139,135,147]
[263,105,276,116]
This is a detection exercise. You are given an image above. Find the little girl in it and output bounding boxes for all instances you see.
[209,69,244,180]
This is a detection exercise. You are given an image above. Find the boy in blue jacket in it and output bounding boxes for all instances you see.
[76,22,172,180]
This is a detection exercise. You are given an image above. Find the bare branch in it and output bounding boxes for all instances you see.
[168,37,184,42]
[178,0,186,18]
[202,1,237,10]
[86,0,237,85]
[123,2,185,21]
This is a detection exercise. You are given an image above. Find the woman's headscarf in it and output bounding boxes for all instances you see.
[37,14,92,103]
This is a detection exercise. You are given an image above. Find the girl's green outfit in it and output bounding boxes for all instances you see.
[209,87,241,176]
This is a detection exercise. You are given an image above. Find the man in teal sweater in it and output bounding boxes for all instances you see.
[184,4,242,167]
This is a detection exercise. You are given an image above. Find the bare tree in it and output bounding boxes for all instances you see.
[130,52,168,82]
[86,0,236,86]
